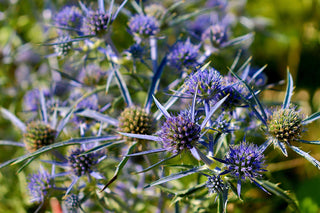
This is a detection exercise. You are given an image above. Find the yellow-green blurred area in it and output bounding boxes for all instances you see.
[0,0,320,212]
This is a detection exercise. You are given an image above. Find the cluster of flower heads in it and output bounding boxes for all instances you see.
[2,1,320,212]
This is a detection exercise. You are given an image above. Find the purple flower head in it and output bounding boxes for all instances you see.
[27,169,53,203]
[185,68,223,102]
[216,76,250,110]
[54,6,83,34]
[217,141,267,196]
[167,39,200,70]
[206,174,225,194]
[68,148,99,177]
[212,112,233,133]
[23,89,50,112]
[158,111,201,154]
[128,14,159,38]
[83,10,110,36]
[64,194,81,212]
[127,44,145,59]
[78,64,107,86]
[202,24,228,47]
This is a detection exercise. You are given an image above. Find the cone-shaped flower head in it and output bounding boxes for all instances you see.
[185,68,223,102]
[118,106,156,135]
[54,6,83,34]
[206,174,225,194]
[158,111,201,153]
[223,142,266,181]
[217,141,267,196]
[267,105,303,144]
[64,194,81,213]
[218,76,249,109]
[167,39,200,70]
[128,14,159,38]
[54,35,73,56]
[127,44,145,59]
[83,10,109,36]
[23,121,57,152]
[27,170,53,203]
[68,148,98,177]
[202,24,228,47]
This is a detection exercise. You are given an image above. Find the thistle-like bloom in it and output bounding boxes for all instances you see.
[216,141,267,196]
[54,6,83,34]
[267,105,303,144]
[118,106,156,136]
[206,174,225,194]
[128,14,159,37]
[27,170,53,203]
[23,121,57,152]
[202,24,228,47]
[167,39,200,70]
[54,35,73,56]
[68,148,99,177]
[158,111,201,153]
[218,76,250,110]
[127,44,145,59]
[260,71,320,169]
[64,194,81,213]
[83,10,110,36]
[184,68,223,102]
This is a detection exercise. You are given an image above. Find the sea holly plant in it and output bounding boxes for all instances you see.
[1,0,320,212]
[260,70,320,169]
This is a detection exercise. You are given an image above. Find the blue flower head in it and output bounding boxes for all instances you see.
[68,148,99,177]
[167,39,200,70]
[202,24,228,48]
[184,68,223,102]
[217,141,267,196]
[206,174,225,194]
[158,111,201,154]
[127,44,145,59]
[54,6,83,34]
[23,89,46,111]
[64,194,81,212]
[83,10,110,36]
[128,14,159,38]
[217,76,250,110]
[27,169,53,203]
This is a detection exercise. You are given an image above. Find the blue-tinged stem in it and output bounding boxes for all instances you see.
[150,36,158,73]
[98,0,105,13]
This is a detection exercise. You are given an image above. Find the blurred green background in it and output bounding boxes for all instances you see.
[0,0,320,212]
